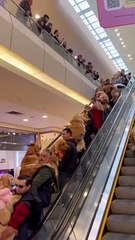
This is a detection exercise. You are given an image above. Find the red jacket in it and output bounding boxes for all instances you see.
[8,201,30,230]
[91,108,103,129]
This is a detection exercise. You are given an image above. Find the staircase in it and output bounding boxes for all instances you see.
[102,140,135,239]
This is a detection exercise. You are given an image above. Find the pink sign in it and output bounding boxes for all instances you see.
[97,0,135,28]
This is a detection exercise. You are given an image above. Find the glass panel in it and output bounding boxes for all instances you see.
[75,0,84,3]
[91,21,100,29]
[68,0,76,6]
[85,10,94,17]
[88,15,98,23]
[42,31,54,48]
[29,18,41,36]
[78,1,89,11]
[53,42,71,63]
[73,5,81,13]
[95,27,104,34]
[83,19,89,25]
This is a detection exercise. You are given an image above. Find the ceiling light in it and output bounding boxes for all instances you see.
[128,54,131,57]
[74,56,77,59]
[42,115,48,119]
[121,42,124,45]
[130,58,132,60]
[23,119,29,122]
[123,45,126,48]
[115,29,118,32]
[35,14,40,19]
[117,33,120,36]
[119,38,122,41]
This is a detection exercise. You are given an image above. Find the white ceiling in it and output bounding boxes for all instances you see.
[0,65,83,132]
[89,0,135,75]
[29,0,134,75]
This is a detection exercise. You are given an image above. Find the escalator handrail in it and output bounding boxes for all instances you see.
[86,95,135,240]
[27,86,132,240]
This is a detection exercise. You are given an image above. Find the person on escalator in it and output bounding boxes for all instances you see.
[31,149,58,208]
[58,128,78,189]
[0,176,41,240]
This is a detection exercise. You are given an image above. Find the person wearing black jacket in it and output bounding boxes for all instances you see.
[36,14,49,34]
[16,0,32,24]
[58,128,78,189]
[1,176,41,240]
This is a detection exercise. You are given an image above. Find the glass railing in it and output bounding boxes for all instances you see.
[4,0,100,87]
[26,85,133,240]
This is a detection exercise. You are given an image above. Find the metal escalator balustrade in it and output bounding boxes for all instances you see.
[28,86,134,240]
[50,85,135,240]
[85,89,135,240]
[101,121,135,240]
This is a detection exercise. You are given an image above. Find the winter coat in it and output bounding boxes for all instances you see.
[31,164,56,208]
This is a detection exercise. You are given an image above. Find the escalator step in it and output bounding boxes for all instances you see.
[106,214,135,234]
[102,232,135,240]
[124,158,135,166]
[115,186,135,199]
[111,199,135,214]
[127,143,134,150]
[118,176,135,186]
[125,150,135,157]
[121,166,135,175]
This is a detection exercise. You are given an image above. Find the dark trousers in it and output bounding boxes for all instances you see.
[58,171,71,190]
[13,223,32,240]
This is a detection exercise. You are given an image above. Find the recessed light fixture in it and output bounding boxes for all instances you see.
[42,115,48,119]
[119,38,122,41]
[123,45,126,48]
[23,119,29,122]
[128,54,131,57]
[117,33,120,36]
[115,29,118,32]
[130,58,132,60]
[121,42,124,45]
[35,14,40,19]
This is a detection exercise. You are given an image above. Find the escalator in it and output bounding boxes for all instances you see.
[101,123,135,240]
[27,85,135,240]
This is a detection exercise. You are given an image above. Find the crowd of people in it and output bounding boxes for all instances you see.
[0,68,133,240]
[0,1,134,239]
[14,0,100,80]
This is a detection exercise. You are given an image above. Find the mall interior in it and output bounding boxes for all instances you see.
[0,0,135,239]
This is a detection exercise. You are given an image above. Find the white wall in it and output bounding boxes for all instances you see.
[0,150,25,171]
[40,132,59,149]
